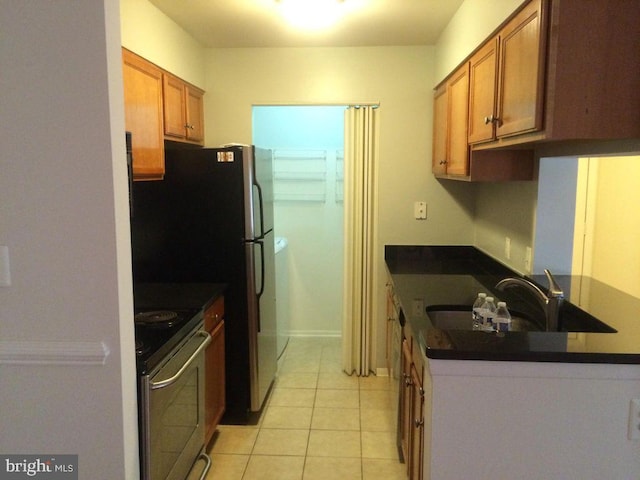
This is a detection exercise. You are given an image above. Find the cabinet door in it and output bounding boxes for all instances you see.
[409,365,424,480]
[400,337,412,468]
[446,64,470,176]
[468,38,498,144]
[385,285,394,374]
[432,84,448,175]
[204,297,225,445]
[186,86,205,143]
[205,320,225,442]
[163,73,187,140]
[122,49,164,180]
[496,0,545,138]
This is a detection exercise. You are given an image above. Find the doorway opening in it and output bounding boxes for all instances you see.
[253,105,346,358]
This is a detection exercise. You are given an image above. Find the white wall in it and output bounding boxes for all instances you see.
[434,0,524,84]
[533,157,579,274]
[120,0,206,87]
[254,106,345,337]
[0,1,137,478]
[203,46,476,369]
[589,156,640,298]
[473,182,538,274]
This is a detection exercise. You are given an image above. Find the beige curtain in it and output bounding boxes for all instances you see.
[342,105,379,376]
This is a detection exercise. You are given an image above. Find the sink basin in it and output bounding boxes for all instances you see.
[426,306,542,332]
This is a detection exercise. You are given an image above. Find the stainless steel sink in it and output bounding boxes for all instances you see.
[426,308,542,332]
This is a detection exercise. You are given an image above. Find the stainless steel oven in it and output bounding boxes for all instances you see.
[138,320,211,480]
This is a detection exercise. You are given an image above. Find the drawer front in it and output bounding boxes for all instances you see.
[204,296,224,332]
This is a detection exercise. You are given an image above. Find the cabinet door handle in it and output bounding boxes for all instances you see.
[414,418,424,428]
[484,115,500,125]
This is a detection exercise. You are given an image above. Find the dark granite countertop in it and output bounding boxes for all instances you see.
[134,283,226,312]
[385,245,640,364]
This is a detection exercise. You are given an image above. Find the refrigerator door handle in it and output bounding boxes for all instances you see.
[254,180,265,239]
[256,239,265,299]
[254,239,265,333]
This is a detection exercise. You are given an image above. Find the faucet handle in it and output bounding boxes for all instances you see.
[543,269,564,298]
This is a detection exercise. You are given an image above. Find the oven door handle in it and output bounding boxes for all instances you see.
[150,331,211,390]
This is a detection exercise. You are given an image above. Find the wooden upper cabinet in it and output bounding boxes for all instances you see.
[122,48,207,179]
[446,65,470,176]
[163,73,205,145]
[186,86,205,143]
[432,65,469,177]
[122,48,165,180]
[468,39,498,144]
[468,0,545,144]
[163,73,187,139]
[434,0,639,181]
[542,0,640,141]
[432,84,448,176]
[495,0,545,138]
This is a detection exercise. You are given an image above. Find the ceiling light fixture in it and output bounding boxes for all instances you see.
[276,0,347,30]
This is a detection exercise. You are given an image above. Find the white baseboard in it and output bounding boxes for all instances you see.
[287,330,342,338]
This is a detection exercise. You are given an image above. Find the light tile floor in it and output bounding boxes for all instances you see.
[201,337,406,480]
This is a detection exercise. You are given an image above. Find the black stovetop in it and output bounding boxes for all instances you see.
[134,307,203,375]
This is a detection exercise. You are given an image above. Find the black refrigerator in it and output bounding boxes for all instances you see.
[131,145,277,424]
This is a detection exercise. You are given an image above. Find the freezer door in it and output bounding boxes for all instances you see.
[243,146,274,240]
[245,232,277,412]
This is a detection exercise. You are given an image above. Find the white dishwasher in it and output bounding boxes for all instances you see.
[274,237,290,359]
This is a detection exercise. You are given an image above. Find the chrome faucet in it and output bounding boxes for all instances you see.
[495,269,564,332]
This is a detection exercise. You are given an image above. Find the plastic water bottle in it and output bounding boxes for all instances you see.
[479,296,497,331]
[472,293,487,330]
[494,301,512,332]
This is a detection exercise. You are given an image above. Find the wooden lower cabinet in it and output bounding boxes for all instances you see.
[399,333,425,480]
[400,337,412,466]
[409,364,424,480]
[204,296,225,445]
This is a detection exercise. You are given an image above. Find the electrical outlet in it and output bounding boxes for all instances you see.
[414,201,427,220]
[412,299,424,317]
[504,237,511,260]
[629,398,640,440]
[524,246,532,272]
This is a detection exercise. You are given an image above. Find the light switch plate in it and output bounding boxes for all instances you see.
[0,246,11,287]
